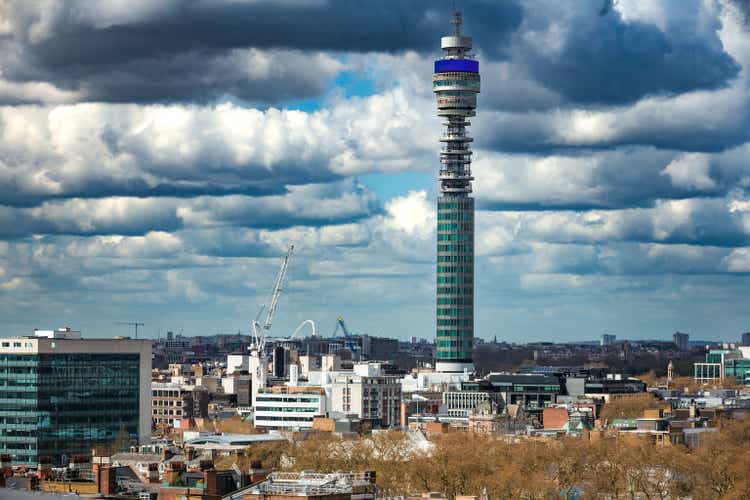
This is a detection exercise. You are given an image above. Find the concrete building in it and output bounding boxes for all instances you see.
[443,390,499,417]
[673,332,690,351]
[0,329,151,466]
[329,364,402,427]
[434,11,480,373]
[152,383,209,428]
[253,386,327,430]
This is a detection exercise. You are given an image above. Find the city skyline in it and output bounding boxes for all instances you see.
[1,1,750,342]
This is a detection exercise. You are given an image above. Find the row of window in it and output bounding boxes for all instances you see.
[437,223,473,232]
[437,276,473,284]
[255,416,314,422]
[254,396,320,403]
[436,351,472,359]
[437,212,473,221]
[437,265,472,274]
[437,340,473,348]
[437,233,472,242]
[437,297,471,306]
[0,342,32,348]
[152,409,182,416]
[153,399,182,407]
[437,201,473,210]
[438,255,472,264]
[437,286,473,295]
[152,390,180,397]
[433,79,481,89]
[254,407,318,413]
[437,307,472,317]
[437,244,473,253]
[436,329,473,337]
[437,319,473,327]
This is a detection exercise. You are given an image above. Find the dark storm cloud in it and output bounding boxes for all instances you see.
[0,0,522,104]
[516,0,740,106]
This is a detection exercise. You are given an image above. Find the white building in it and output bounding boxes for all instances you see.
[227,354,249,375]
[329,363,401,427]
[400,370,470,393]
[253,387,327,430]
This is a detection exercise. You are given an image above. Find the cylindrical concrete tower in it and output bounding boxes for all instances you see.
[434,11,479,373]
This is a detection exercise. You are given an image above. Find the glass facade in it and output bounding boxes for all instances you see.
[0,353,141,466]
[436,198,474,364]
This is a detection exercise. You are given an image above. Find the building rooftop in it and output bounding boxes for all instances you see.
[184,432,287,447]
[246,471,377,497]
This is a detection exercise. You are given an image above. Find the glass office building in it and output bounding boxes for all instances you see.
[0,332,150,466]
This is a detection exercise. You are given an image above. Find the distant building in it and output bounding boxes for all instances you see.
[0,329,151,466]
[600,334,616,346]
[673,332,690,351]
[742,332,750,346]
[694,348,750,385]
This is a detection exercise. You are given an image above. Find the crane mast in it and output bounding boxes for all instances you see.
[263,244,294,333]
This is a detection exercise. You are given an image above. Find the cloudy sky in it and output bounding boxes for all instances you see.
[1,0,749,342]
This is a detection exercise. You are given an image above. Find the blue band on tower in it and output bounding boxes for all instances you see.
[434,59,479,73]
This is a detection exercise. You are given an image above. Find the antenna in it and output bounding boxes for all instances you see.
[451,10,462,36]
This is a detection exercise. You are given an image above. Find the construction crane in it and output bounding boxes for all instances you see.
[115,321,144,339]
[331,315,363,358]
[264,244,294,332]
[331,315,351,337]
[251,244,294,350]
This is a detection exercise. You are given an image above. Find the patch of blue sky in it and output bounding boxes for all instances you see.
[286,64,378,112]
[359,171,434,203]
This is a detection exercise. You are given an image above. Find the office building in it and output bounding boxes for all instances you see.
[742,332,750,346]
[253,386,327,430]
[0,329,151,466]
[434,11,480,373]
[600,334,616,346]
[673,332,690,351]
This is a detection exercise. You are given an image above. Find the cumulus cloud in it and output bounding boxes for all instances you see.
[0,91,435,205]
[0,180,378,238]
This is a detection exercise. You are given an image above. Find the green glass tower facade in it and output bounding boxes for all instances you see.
[0,336,150,466]
[434,12,479,372]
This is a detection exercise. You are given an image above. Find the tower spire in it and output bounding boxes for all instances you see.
[451,10,463,36]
